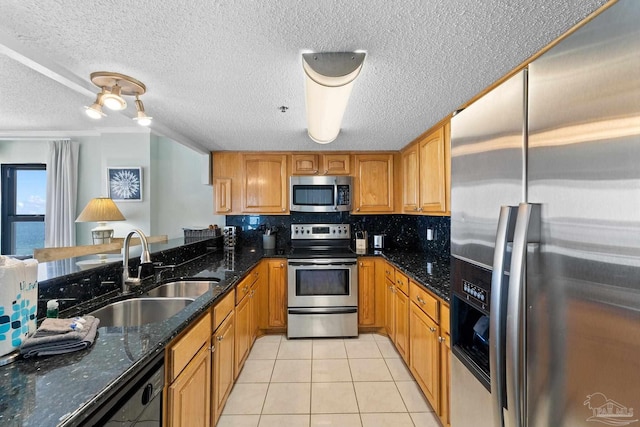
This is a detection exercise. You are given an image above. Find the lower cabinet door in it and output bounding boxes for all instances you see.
[409,302,439,410]
[395,289,410,363]
[167,342,212,427]
[439,333,451,426]
[234,294,251,379]
[385,280,396,341]
[212,312,235,425]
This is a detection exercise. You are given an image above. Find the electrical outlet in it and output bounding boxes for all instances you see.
[426,228,435,241]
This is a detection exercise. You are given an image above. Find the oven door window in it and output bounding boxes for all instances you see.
[295,269,349,296]
[292,185,335,206]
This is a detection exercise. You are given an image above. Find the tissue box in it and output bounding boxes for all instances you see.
[0,257,38,358]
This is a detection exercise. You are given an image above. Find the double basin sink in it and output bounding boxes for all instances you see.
[90,280,223,327]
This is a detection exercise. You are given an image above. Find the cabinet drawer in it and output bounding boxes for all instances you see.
[410,281,439,322]
[236,270,259,304]
[384,263,395,283]
[395,271,409,296]
[440,303,450,336]
[213,291,235,331]
[168,311,212,383]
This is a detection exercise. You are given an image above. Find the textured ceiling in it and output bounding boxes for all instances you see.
[0,0,608,153]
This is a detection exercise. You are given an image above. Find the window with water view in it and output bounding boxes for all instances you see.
[1,164,46,256]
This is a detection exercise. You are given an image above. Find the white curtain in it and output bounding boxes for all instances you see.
[45,140,79,247]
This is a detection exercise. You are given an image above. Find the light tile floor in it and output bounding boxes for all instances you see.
[218,333,442,427]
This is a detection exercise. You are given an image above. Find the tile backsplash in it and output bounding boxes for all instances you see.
[225,213,450,255]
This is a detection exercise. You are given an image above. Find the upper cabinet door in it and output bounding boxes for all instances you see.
[419,126,447,214]
[214,177,232,214]
[242,154,288,213]
[322,153,351,175]
[402,144,420,212]
[291,154,320,175]
[353,153,394,213]
[291,153,350,175]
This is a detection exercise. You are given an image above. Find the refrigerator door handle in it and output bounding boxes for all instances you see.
[490,205,518,427]
[506,203,540,427]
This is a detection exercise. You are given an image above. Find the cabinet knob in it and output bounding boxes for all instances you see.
[217,336,223,342]
[438,336,445,343]
[313,170,319,174]
[413,207,419,211]
[282,208,286,212]
[359,262,363,267]
[226,208,231,212]
[418,207,423,212]
[356,208,360,212]
[416,296,425,305]
[210,345,216,353]
[280,263,284,268]
[324,170,328,175]
[243,286,249,293]
[429,327,437,333]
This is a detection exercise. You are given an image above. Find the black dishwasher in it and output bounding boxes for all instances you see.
[79,352,164,426]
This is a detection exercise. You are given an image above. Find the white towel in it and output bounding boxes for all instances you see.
[0,256,39,358]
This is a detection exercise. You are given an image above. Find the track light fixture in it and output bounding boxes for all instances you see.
[85,72,152,126]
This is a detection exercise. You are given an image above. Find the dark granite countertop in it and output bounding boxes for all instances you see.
[367,249,451,302]
[0,244,448,426]
[0,247,272,427]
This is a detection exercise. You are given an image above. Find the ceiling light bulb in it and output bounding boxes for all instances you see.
[133,98,152,126]
[102,84,127,110]
[134,112,153,126]
[84,92,106,119]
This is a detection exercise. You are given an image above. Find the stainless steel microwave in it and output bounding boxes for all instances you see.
[290,176,353,212]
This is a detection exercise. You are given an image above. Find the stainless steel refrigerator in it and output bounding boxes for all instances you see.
[449,1,640,426]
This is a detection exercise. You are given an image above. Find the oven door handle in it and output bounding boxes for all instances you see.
[288,307,358,315]
[288,261,357,266]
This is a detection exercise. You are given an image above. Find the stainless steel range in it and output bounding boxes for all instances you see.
[287,224,358,338]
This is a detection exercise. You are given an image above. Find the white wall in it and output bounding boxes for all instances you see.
[76,133,152,244]
[150,135,225,239]
[1,133,222,249]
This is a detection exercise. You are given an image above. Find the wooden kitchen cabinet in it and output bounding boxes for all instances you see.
[384,263,396,341]
[353,153,395,213]
[234,267,261,378]
[394,273,410,363]
[212,310,234,426]
[214,177,232,213]
[291,153,350,175]
[401,144,420,212]
[358,257,385,328]
[267,259,287,329]
[409,300,440,411]
[408,280,442,413]
[234,290,251,379]
[401,122,451,215]
[167,343,211,427]
[439,303,451,427]
[165,311,212,427]
[383,262,409,362]
[242,154,288,213]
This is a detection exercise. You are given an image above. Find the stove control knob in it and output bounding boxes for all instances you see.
[306,230,310,234]
[332,230,336,233]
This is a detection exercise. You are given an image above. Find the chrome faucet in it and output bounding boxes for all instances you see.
[122,229,152,294]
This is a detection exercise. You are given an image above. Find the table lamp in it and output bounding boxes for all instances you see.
[76,197,126,244]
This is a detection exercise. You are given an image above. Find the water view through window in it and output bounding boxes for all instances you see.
[1,165,46,256]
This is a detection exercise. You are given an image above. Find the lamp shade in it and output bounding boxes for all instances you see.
[303,52,365,144]
[76,197,126,223]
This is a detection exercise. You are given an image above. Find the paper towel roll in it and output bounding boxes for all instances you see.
[0,256,39,358]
